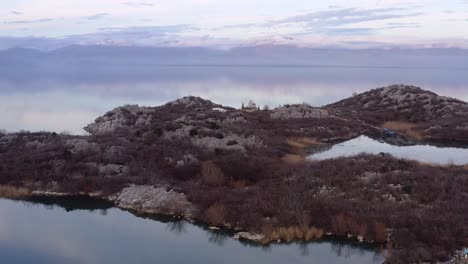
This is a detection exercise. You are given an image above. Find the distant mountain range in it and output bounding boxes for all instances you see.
[2,45,468,70]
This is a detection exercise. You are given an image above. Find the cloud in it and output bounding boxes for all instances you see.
[0,24,198,50]
[3,18,54,24]
[220,7,423,36]
[85,13,109,20]
[64,24,194,46]
[278,7,422,27]
[10,11,22,15]
[385,22,421,29]
[321,27,375,35]
[121,1,154,7]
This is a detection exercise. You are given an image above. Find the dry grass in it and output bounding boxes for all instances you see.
[383,121,424,140]
[286,137,324,157]
[0,185,31,199]
[383,121,417,131]
[287,137,323,148]
[282,154,305,163]
[261,224,324,243]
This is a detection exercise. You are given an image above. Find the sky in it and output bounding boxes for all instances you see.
[1,0,468,49]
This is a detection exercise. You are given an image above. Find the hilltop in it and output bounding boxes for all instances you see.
[0,85,467,263]
[328,85,468,144]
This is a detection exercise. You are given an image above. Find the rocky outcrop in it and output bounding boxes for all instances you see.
[85,105,153,135]
[167,96,219,109]
[192,133,263,152]
[113,185,196,217]
[175,154,199,168]
[329,85,468,121]
[86,163,128,177]
[66,139,99,153]
[271,104,331,120]
[233,232,265,242]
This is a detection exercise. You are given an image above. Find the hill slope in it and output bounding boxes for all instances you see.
[328,85,468,143]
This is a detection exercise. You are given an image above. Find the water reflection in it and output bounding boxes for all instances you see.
[309,136,468,165]
[0,198,384,264]
[1,66,468,134]
[166,221,187,235]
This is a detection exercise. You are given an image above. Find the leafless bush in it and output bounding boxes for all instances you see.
[200,161,226,185]
[204,202,226,226]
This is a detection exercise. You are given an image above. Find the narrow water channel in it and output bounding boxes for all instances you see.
[309,136,468,165]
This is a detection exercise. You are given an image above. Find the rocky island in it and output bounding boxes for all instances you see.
[0,85,467,263]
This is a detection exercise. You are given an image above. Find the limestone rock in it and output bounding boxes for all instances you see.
[271,104,331,120]
[84,105,153,135]
[233,232,265,242]
[66,139,99,153]
[114,185,196,217]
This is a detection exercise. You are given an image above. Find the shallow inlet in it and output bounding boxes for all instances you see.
[0,198,384,264]
[309,136,468,165]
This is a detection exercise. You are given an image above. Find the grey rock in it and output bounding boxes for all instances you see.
[114,185,196,217]
[85,105,153,135]
[271,104,331,120]
[233,232,265,242]
[66,139,99,153]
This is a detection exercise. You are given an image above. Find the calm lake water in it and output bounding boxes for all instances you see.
[0,197,384,264]
[309,136,468,165]
[1,66,468,134]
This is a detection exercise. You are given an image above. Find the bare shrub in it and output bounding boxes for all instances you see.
[332,213,347,235]
[231,179,248,189]
[204,203,226,226]
[200,161,226,185]
[374,222,387,243]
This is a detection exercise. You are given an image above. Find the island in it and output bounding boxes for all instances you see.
[0,85,467,263]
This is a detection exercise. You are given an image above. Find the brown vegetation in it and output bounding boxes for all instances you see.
[200,161,226,185]
[281,154,305,163]
[262,225,324,243]
[0,185,31,199]
[204,203,226,226]
[383,121,424,141]
[286,137,324,156]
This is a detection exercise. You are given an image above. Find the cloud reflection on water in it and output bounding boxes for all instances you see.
[0,198,384,264]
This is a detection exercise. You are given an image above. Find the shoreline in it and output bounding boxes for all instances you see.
[0,190,388,250]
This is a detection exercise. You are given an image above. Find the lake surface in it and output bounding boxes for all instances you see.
[1,65,468,134]
[309,136,468,165]
[0,197,384,264]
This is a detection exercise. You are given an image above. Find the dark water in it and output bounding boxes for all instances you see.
[309,136,468,165]
[0,197,384,264]
[1,66,467,134]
